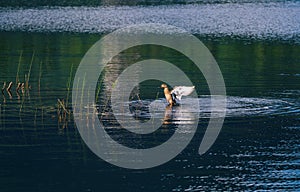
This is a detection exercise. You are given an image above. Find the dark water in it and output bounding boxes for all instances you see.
[0,31,299,191]
[0,2,300,191]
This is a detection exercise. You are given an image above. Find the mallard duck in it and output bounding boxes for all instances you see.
[161,83,195,106]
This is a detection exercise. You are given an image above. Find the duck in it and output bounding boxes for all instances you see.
[161,83,195,106]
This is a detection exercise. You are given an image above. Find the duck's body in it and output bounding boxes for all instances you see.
[161,84,176,106]
[161,84,195,106]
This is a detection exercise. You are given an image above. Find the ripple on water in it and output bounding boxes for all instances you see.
[127,95,300,120]
[218,96,300,117]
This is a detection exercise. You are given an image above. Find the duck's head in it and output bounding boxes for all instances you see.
[161,84,168,88]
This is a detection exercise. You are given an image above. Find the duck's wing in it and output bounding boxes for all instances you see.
[171,86,195,100]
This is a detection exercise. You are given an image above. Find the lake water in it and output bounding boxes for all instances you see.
[0,1,300,192]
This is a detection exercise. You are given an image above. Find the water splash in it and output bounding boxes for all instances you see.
[128,95,300,120]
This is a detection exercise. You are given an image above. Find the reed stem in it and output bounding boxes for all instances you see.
[1,82,6,94]
[38,61,42,95]
[57,99,70,115]
[25,51,34,90]
[16,50,23,85]
[66,63,73,106]
[6,81,13,92]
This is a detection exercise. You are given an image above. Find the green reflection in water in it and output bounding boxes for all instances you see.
[0,31,299,192]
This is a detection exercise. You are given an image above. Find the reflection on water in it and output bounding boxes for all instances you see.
[0,31,299,191]
[128,99,200,126]
[0,2,300,42]
[0,0,292,7]
[128,95,300,120]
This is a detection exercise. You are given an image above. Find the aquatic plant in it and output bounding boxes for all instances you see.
[1,81,6,94]
[15,51,22,85]
[6,81,13,92]
[25,51,34,90]
[66,63,73,107]
[38,61,42,93]
[57,98,71,130]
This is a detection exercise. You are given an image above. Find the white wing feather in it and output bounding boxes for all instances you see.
[171,86,195,100]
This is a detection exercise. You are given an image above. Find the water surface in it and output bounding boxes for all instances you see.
[0,2,300,42]
[0,2,300,191]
